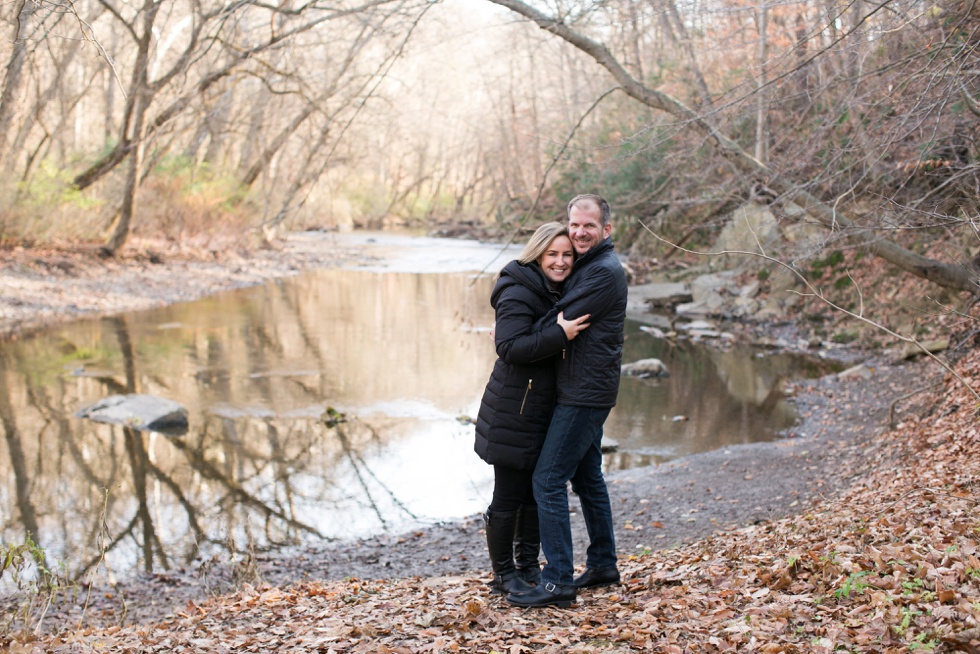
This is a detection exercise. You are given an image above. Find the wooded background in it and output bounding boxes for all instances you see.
[1,0,977,293]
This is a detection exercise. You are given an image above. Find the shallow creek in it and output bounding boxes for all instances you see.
[0,233,839,580]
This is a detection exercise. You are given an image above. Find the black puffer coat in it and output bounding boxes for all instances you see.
[538,238,628,408]
[474,260,568,470]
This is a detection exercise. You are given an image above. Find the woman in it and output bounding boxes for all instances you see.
[474,222,590,595]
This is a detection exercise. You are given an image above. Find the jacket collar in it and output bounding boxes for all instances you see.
[574,237,614,268]
[493,259,559,304]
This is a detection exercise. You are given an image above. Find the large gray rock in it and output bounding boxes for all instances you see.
[76,394,189,433]
[711,202,824,271]
[629,282,692,309]
[626,283,693,323]
[621,358,670,378]
[672,272,738,317]
[838,364,873,380]
[675,300,713,317]
[710,204,782,271]
[901,339,948,360]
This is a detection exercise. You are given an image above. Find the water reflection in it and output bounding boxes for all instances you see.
[0,254,840,581]
[605,323,838,469]
[0,269,497,582]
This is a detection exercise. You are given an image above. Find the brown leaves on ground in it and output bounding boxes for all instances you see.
[12,353,980,653]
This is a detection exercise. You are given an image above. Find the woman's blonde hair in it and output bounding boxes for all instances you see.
[517,222,571,265]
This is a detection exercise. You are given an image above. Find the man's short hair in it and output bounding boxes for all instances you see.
[567,194,611,227]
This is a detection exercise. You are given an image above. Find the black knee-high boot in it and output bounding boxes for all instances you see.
[484,510,534,595]
[514,504,541,585]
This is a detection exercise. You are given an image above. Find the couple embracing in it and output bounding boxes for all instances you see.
[474,194,628,608]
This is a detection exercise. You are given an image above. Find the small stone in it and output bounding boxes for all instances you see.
[76,394,188,434]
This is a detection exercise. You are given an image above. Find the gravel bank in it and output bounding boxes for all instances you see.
[0,234,368,339]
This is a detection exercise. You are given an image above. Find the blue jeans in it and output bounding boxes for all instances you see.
[533,405,616,586]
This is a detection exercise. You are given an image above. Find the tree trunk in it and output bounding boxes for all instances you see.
[242,104,316,187]
[791,13,810,110]
[0,0,39,163]
[485,0,979,294]
[8,36,84,172]
[105,129,145,253]
[626,3,643,81]
[754,4,769,164]
[104,0,159,255]
[0,360,42,547]
[663,0,712,110]
[265,120,335,235]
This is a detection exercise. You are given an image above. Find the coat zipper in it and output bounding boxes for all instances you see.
[519,379,532,415]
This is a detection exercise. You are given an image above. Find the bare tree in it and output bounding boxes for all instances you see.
[0,0,426,249]
[662,0,713,110]
[485,0,979,294]
[0,0,41,162]
[754,3,769,164]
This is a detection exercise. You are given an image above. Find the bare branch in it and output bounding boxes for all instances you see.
[962,81,980,118]
[485,0,980,293]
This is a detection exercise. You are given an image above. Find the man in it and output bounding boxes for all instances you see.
[507,194,628,608]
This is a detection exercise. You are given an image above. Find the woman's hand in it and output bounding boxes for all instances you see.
[557,311,590,340]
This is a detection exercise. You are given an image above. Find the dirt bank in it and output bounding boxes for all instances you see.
[0,234,939,636]
[0,234,372,340]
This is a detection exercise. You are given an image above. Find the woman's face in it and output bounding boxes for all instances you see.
[538,235,574,285]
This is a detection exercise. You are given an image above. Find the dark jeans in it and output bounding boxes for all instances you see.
[489,464,535,514]
[533,405,616,586]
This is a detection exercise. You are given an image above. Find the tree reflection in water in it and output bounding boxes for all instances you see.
[0,268,498,581]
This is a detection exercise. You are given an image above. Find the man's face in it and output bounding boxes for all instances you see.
[568,204,611,255]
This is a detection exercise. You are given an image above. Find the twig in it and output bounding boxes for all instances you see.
[474,86,621,281]
[268,2,435,233]
[889,381,944,429]
[77,487,115,630]
[334,423,389,527]
[872,486,980,519]
[333,420,418,523]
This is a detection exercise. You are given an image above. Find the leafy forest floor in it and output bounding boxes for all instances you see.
[2,234,980,652]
